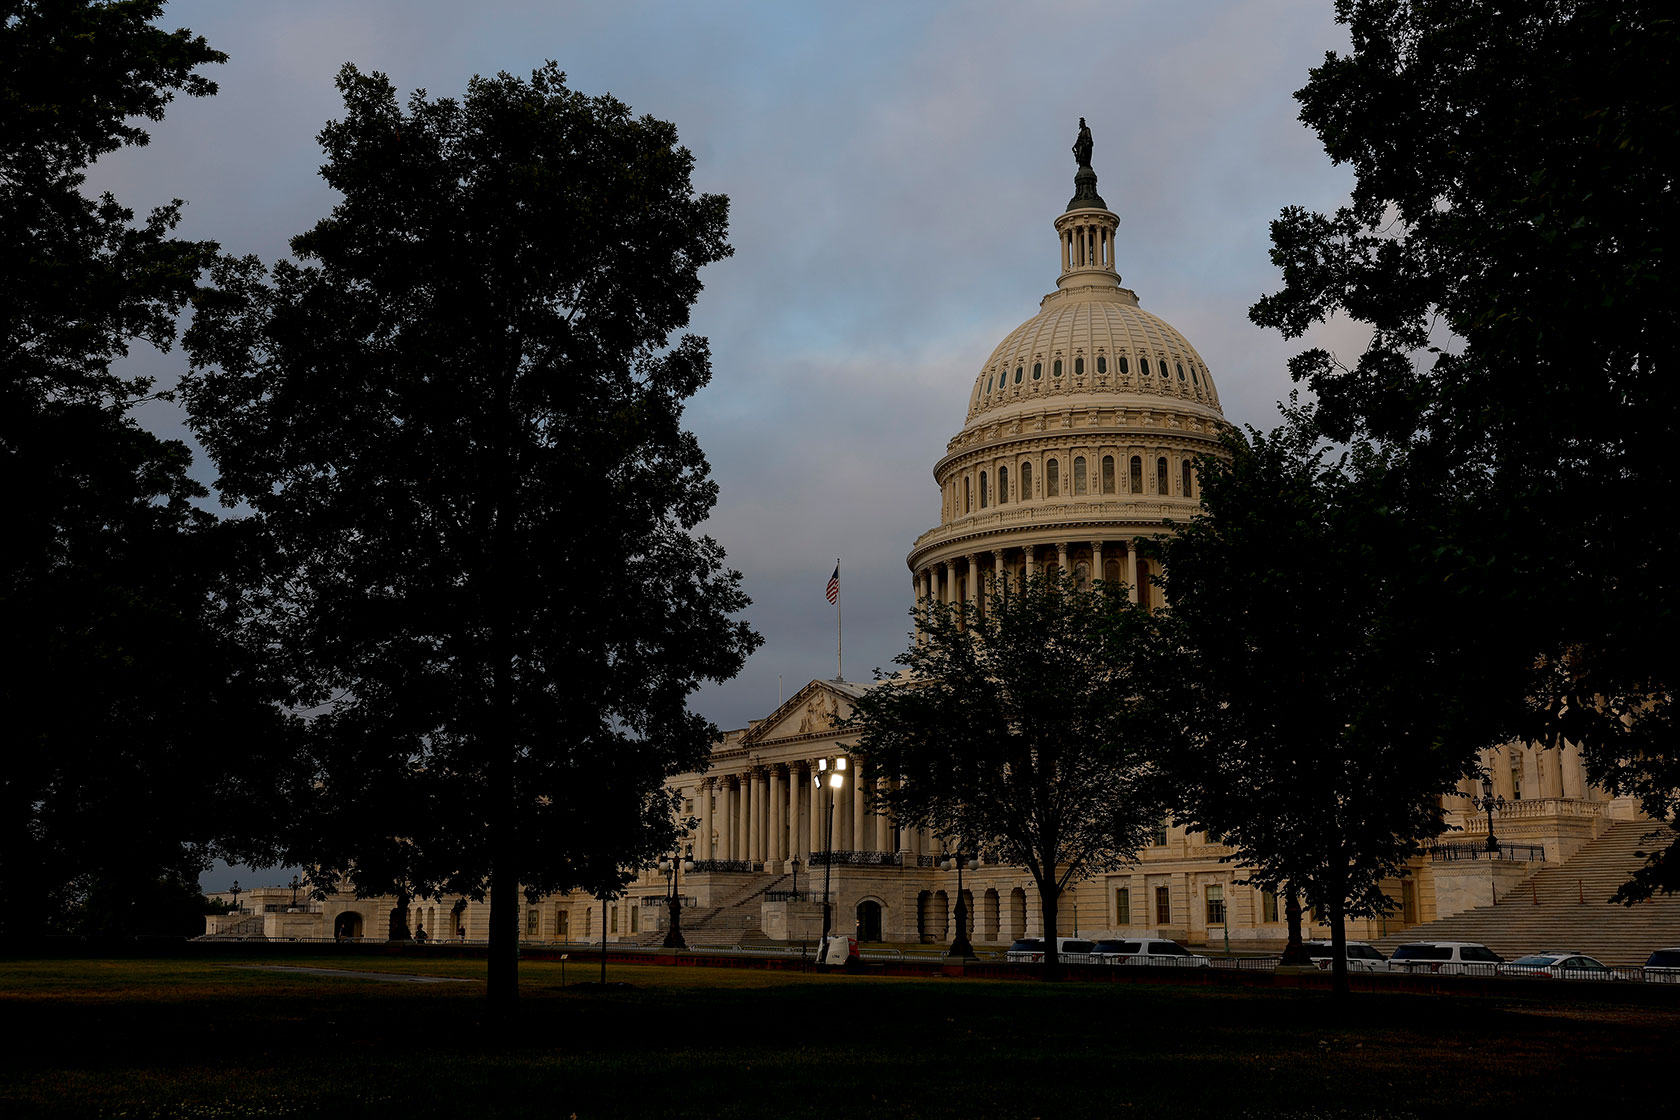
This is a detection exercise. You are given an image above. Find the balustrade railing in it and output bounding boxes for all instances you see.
[807,850,903,867]
[638,895,697,907]
[689,860,763,873]
[764,890,826,903]
[1426,842,1546,862]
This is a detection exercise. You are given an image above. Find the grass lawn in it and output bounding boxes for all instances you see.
[0,954,1672,1118]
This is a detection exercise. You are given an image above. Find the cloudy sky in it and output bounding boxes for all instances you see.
[92,2,1367,883]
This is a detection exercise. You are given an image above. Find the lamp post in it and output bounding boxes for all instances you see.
[289,874,300,909]
[814,756,847,957]
[229,879,242,914]
[658,849,694,949]
[939,849,975,958]
[1475,780,1507,854]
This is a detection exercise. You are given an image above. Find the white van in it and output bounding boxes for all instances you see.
[1004,937,1099,964]
[1389,941,1503,975]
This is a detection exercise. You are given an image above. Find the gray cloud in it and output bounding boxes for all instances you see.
[92,1,1358,745]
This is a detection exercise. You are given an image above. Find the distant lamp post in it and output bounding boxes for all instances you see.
[229,879,242,914]
[939,849,976,959]
[814,756,848,957]
[658,850,694,949]
[790,856,802,898]
[289,874,300,909]
[1475,780,1508,854]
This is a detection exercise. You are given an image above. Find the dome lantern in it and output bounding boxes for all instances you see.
[1056,118,1120,292]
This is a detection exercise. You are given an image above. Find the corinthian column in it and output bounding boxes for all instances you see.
[768,765,785,865]
[698,777,714,861]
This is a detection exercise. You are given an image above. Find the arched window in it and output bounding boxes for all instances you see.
[1159,360,1169,379]
[1181,460,1193,498]
[1021,460,1033,498]
[997,464,1009,504]
[1130,455,1144,493]
[1073,456,1088,495]
[1073,561,1090,590]
[979,471,989,508]
[1176,362,1186,381]
[1096,355,1106,374]
[1140,358,1150,377]
[1118,355,1129,374]
[1075,356,1085,375]
[1052,359,1061,377]
[986,374,993,392]
[1014,366,1023,384]
[1046,458,1060,497]
[964,476,972,513]
[1032,362,1042,380]
[1102,455,1116,494]
[1157,456,1169,494]
[1190,365,1200,386]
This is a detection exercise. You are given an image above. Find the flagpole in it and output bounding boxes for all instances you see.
[835,557,843,681]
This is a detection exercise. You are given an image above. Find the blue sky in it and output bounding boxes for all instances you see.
[85,1,1367,889]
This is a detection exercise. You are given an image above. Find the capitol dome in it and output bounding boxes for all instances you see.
[907,120,1230,608]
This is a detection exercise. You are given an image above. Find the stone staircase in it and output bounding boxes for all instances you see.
[197,912,268,940]
[634,872,792,947]
[1375,820,1680,965]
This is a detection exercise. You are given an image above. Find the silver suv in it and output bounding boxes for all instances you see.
[1390,941,1503,976]
[1093,937,1211,967]
[1301,939,1389,973]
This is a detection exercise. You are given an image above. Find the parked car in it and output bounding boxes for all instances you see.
[1094,937,1211,967]
[1300,939,1389,973]
[1004,937,1099,964]
[1389,941,1504,975]
[1497,951,1614,980]
[1641,947,1680,982]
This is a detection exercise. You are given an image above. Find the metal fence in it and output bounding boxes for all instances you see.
[1425,842,1547,862]
[689,859,763,873]
[808,850,903,867]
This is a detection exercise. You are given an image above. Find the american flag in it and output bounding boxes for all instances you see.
[826,563,840,605]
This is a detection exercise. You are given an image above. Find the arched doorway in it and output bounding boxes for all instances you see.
[855,899,883,942]
[1008,887,1027,940]
[333,911,364,940]
[916,891,934,942]
[982,889,1001,942]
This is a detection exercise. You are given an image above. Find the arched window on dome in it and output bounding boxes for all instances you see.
[1159,360,1170,379]
[964,476,972,514]
[998,464,1009,504]
[1073,456,1088,495]
[1020,460,1033,499]
[1176,362,1186,381]
[1190,365,1200,386]
[1118,356,1129,375]
[1130,455,1144,493]
[1014,366,1023,384]
[1074,356,1084,376]
[986,373,994,393]
[1181,460,1193,499]
[979,471,989,509]
[1032,362,1041,380]
[1096,355,1106,374]
[1053,359,1061,377]
[1046,458,1060,497]
[1139,358,1150,377]
[1157,457,1169,495]
[1101,455,1116,494]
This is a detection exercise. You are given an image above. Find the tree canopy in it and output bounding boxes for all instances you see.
[1,0,294,938]
[184,63,758,1008]
[850,575,1163,978]
[1251,0,1680,898]
[1147,414,1505,994]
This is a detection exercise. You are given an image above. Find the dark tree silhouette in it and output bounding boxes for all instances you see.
[850,576,1163,980]
[1147,414,1510,996]
[185,64,758,1011]
[1252,0,1680,898]
[1,1,294,938]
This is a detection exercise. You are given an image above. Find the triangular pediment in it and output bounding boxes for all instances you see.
[740,678,872,747]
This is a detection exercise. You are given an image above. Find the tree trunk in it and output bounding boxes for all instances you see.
[1038,880,1061,981]
[484,586,519,1016]
[1328,896,1349,999]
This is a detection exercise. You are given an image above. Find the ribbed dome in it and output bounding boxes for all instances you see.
[964,285,1224,427]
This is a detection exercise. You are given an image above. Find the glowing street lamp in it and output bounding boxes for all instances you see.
[814,756,847,958]
[657,850,695,949]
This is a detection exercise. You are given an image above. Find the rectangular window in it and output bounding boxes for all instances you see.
[1205,885,1226,926]
[1261,889,1279,923]
[1047,459,1060,497]
[1154,886,1171,926]
[610,905,619,933]
[1073,457,1087,495]
[559,910,570,938]
[1151,818,1168,847]
[1102,455,1116,494]
[630,905,639,933]
[1115,887,1130,926]
[526,908,539,935]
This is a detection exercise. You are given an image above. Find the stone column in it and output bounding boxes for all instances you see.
[721,777,736,861]
[1056,541,1070,578]
[1492,746,1517,801]
[1126,545,1140,605]
[852,758,869,852]
[768,765,784,865]
[1562,741,1587,799]
[992,549,1006,600]
[1024,547,1036,581]
[966,554,980,610]
[698,777,713,861]
[1091,540,1104,584]
[875,778,892,851]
